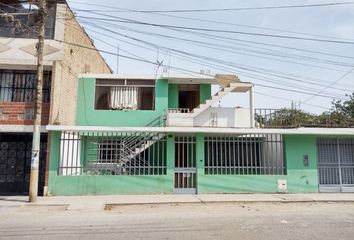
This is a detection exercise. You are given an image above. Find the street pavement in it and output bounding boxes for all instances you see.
[0,201,354,240]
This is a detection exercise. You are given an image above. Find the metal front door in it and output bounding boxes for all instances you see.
[0,134,47,195]
[174,136,196,194]
[317,138,354,192]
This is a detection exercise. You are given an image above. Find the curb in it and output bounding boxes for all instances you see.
[103,199,354,210]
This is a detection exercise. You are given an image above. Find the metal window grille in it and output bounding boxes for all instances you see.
[0,70,51,102]
[205,134,285,175]
[0,4,56,39]
[58,131,166,176]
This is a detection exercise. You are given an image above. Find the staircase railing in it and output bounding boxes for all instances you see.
[116,111,167,168]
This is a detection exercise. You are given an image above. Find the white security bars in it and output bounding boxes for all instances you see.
[204,134,285,175]
[174,136,197,193]
[58,131,166,176]
[60,132,81,176]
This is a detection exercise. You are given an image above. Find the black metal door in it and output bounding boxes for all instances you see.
[0,134,47,195]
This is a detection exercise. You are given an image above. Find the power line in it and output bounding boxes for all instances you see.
[15,10,349,102]
[59,7,354,60]
[302,68,354,104]
[57,17,352,99]
[53,37,347,100]
[253,91,330,110]
[78,18,354,70]
[69,1,354,42]
[78,21,351,96]
[69,1,354,13]
[69,12,354,45]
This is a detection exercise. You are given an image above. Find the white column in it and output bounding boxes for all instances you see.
[249,87,254,128]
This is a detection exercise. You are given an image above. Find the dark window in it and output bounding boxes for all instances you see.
[0,3,56,39]
[0,70,51,103]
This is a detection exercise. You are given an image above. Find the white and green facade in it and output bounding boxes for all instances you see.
[46,74,354,195]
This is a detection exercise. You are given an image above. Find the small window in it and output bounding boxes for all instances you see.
[0,3,56,39]
[95,79,155,110]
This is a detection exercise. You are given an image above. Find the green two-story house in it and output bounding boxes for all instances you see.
[46,73,354,195]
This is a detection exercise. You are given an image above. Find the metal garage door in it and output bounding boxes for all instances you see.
[317,138,354,192]
[0,134,47,195]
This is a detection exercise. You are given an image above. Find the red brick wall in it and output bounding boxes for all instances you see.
[0,102,50,125]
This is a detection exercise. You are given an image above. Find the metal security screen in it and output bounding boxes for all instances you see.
[59,131,166,176]
[174,136,196,194]
[0,3,56,39]
[317,138,354,192]
[205,134,285,175]
[0,70,51,102]
[0,134,47,195]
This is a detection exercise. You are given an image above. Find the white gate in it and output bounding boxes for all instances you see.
[174,136,196,194]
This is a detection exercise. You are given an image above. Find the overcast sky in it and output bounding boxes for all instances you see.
[66,0,354,113]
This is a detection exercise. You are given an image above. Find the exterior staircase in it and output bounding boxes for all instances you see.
[191,83,239,117]
[86,112,167,174]
[120,133,165,165]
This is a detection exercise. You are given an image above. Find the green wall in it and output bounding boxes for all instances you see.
[47,131,175,195]
[168,84,178,108]
[48,131,320,195]
[200,84,212,104]
[76,78,169,127]
[197,134,319,193]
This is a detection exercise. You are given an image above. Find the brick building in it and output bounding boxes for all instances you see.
[0,0,111,195]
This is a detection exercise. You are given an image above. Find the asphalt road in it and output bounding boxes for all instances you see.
[0,202,354,240]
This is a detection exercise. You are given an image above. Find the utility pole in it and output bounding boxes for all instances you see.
[29,0,47,202]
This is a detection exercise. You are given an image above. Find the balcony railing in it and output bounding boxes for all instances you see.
[168,108,191,113]
[255,108,353,128]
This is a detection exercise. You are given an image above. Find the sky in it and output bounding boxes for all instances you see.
[66,0,354,114]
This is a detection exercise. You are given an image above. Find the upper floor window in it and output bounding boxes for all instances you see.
[95,79,155,110]
[0,70,51,103]
[0,3,56,39]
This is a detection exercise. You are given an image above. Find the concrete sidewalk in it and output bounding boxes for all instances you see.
[1,193,354,211]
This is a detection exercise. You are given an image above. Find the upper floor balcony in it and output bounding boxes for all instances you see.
[166,75,254,128]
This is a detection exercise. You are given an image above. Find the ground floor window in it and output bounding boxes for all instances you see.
[59,131,166,176]
[204,134,285,175]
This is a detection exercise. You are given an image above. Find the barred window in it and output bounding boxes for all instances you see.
[0,3,56,39]
[205,134,285,175]
[59,131,167,176]
[0,70,51,103]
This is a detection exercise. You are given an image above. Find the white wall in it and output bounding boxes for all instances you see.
[0,4,66,68]
[168,107,252,128]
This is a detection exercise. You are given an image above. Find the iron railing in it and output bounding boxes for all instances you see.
[255,108,353,128]
[204,134,285,175]
[168,108,191,113]
[0,70,51,103]
[58,131,167,176]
